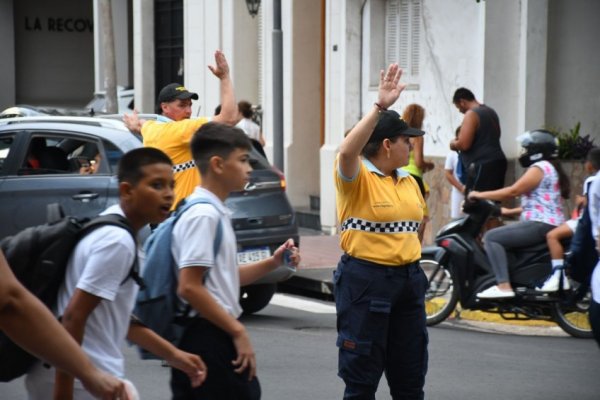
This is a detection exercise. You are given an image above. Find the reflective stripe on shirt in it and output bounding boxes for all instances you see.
[341,217,421,234]
[172,160,196,173]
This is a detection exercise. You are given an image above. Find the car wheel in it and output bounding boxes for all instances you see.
[240,283,277,315]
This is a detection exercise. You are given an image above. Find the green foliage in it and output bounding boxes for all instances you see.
[549,122,595,160]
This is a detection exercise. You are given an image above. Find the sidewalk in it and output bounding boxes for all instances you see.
[282,233,560,330]
[280,234,341,298]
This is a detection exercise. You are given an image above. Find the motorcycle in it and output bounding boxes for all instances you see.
[421,169,593,338]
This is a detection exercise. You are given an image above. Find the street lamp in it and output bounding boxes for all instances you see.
[245,0,261,17]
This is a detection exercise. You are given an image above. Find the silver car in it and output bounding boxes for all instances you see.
[0,116,298,313]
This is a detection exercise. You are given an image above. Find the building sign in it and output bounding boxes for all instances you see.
[25,17,93,33]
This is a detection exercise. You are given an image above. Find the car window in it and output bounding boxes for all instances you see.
[18,135,103,176]
[0,136,15,172]
[249,147,270,170]
[102,139,124,172]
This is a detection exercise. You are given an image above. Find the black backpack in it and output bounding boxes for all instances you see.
[0,205,142,382]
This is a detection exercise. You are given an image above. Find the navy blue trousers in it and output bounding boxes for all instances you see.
[333,254,429,400]
[171,318,261,400]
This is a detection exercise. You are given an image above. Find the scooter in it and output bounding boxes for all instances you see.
[421,169,593,338]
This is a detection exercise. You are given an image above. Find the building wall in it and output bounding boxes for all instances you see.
[0,0,16,110]
[184,0,223,118]
[230,2,260,105]
[483,0,522,158]
[93,0,132,93]
[14,0,94,106]
[285,0,323,207]
[361,0,485,158]
[546,0,600,141]
[320,0,364,232]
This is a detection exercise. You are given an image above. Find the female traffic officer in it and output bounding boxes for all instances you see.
[334,63,428,400]
[469,130,570,298]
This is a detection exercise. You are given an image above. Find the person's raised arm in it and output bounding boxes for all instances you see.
[469,166,543,202]
[209,50,237,126]
[0,252,128,400]
[338,64,406,179]
[450,111,477,152]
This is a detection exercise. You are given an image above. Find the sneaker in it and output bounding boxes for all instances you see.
[537,270,570,292]
[476,285,515,299]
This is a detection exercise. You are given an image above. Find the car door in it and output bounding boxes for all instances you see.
[0,129,114,239]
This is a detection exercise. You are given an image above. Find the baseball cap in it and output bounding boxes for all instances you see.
[157,83,199,103]
[368,110,424,143]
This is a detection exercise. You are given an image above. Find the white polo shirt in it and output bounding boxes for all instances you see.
[26,205,139,399]
[171,187,242,318]
[587,170,600,303]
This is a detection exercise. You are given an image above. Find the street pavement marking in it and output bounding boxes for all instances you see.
[270,294,337,314]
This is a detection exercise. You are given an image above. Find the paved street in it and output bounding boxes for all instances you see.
[2,293,599,399]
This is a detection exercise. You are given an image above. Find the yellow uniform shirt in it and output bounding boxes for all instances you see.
[142,116,209,209]
[334,156,425,266]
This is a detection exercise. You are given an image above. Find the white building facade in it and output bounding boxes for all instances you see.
[2,0,599,235]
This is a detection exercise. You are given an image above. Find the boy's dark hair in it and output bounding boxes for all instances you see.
[453,87,475,103]
[238,100,254,119]
[191,122,252,175]
[117,148,173,184]
[586,147,600,170]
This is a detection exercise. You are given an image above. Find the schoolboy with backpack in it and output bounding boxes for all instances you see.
[23,148,206,399]
[0,249,128,399]
[0,206,139,382]
[155,123,300,400]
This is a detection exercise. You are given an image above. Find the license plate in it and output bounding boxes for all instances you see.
[237,246,271,265]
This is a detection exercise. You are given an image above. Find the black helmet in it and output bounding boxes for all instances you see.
[516,129,559,168]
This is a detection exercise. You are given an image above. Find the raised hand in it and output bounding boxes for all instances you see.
[123,109,144,133]
[207,50,230,80]
[377,63,407,110]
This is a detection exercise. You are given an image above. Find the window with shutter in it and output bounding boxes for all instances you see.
[385,0,421,88]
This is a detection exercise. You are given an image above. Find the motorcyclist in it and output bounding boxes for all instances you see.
[468,130,570,298]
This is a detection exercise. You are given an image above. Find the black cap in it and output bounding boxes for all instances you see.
[157,83,199,103]
[368,110,424,143]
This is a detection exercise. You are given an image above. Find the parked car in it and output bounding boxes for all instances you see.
[85,87,135,115]
[0,116,298,313]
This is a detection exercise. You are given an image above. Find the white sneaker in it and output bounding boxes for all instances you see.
[476,285,515,299]
[537,270,570,292]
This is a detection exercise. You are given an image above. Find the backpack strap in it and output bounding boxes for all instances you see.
[173,196,224,257]
[80,214,145,289]
[170,196,224,317]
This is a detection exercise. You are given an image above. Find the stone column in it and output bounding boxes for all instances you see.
[132,0,154,113]
[517,0,548,134]
[320,0,362,234]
